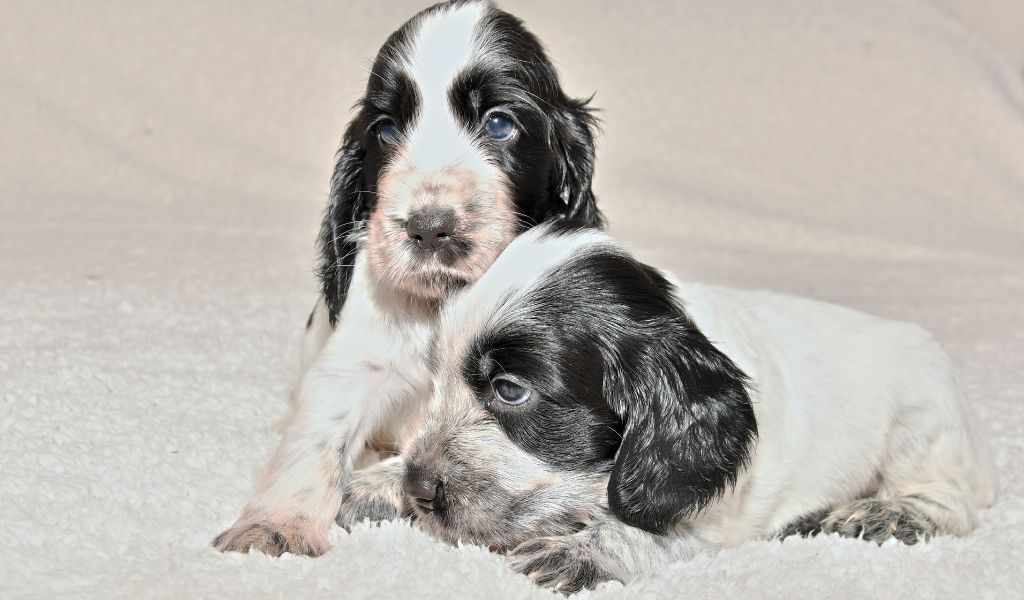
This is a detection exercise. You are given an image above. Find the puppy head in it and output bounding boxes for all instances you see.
[403,227,757,549]
[318,1,603,323]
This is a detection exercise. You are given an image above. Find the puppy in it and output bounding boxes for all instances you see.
[213,0,602,556]
[344,224,995,592]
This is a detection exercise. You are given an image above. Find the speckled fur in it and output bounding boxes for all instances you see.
[821,498,937,544]
[336,457,410,530]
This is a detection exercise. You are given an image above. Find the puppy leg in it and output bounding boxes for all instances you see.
[810,440,991,545]
[820,475,991,545]
[213,311,430,556]
[784,496,945,545]
[824,361,994,544]
[507,517,707,593]
[781,473,988,545]
[336,456,409,530]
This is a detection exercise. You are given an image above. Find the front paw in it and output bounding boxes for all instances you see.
[212,517,330,557]
[335,460,407,530]
[507,536,620,593]
[335,492,404,530]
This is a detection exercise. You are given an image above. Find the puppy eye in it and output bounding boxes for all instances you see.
[377,119,399,144]
[483,114,516,141]
[492,375,532,406]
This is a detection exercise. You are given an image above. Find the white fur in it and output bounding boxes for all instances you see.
[241,253,434,531]
[674,280,995,544]
[401,2,490,176]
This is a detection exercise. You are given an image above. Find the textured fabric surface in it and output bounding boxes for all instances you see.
[2,1,1022,598]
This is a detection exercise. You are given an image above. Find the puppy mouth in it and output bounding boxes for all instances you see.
[365,196,518,292]
[412,504,549,554]
[416,271,469,292]
[406,235,474,268]
[406,485,538,552]
[397,236,485,297]
[408,497,456,536]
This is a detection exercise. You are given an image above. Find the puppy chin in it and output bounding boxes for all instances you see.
[369,238,513,302]
[409,474,604,553]
[404,267,470,301]
[411,503,535,552]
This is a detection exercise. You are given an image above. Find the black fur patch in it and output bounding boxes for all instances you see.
[462,305,623,472]
[463,244,757,534]
[316,1,604,325]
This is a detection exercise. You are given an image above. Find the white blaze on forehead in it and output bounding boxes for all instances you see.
[437,226,617,363]
[402,2,489,174]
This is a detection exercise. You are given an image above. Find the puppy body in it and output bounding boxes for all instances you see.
[396,225,995,591]
[664,281,992,541]
[214,0,603,556]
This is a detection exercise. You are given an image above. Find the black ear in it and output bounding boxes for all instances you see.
[604,278,757,534]
[550,98,604,228]
[317,131,367,327]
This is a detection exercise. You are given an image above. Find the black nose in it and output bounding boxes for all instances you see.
[406,209,457,251]
[403,468,444,512]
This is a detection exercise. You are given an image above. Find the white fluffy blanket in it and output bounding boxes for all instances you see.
[2,1,1022,597]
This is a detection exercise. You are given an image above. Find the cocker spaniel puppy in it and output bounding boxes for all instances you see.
[341,224,995,592]
[213,0,602,556]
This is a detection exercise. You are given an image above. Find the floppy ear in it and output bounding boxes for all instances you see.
[317,131,368,327]
[604,293,757,534]
[550,98,604,228]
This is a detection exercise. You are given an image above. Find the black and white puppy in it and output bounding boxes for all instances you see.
[213,0,602,556]
[351,224,993,592]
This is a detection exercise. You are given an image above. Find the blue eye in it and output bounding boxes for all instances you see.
[492,376,532,406]
[378,119,399,144]
[484,114,516,141]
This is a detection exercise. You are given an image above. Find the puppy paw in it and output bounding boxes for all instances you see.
[822,499,934,545]
[507,535,619,593]
[335,488,404,530]
[212,517,330,557]
[335,458,407,530]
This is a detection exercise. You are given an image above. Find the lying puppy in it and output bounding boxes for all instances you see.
[214,0,602,556]
[340,224,995,592]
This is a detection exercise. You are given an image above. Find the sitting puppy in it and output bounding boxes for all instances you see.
[341,224,995,592]
[213,0,602,556]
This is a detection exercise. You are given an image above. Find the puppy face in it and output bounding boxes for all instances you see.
[403,227,757,548]
[402,378,610,550]
[318,1,603,317]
